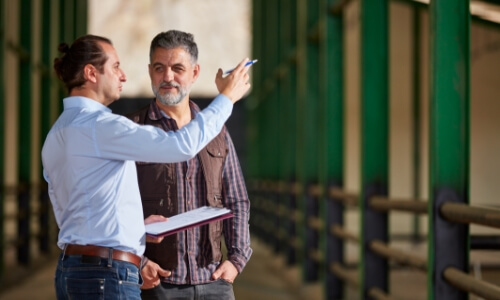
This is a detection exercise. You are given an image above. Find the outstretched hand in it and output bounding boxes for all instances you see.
[215,58,251,104]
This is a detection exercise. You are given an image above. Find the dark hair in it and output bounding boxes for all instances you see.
[149,30,198,64]
[53,35,112,93]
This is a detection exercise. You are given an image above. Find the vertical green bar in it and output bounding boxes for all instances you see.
[360,0,389,297]
[247,0,267,242]
[262,0,280,248]
[325,1,343,181]
[74,0,87,37]
[295,0,307,271]
[18,0,32,265]
[277,0,297,259]
[247,0,262,180]
[265,0,280,183]
[324,1,344,298]
[39,0,53,254]
[303,0,320,282]
[58,0,75,103]
[280,0,298,186]
[60,0,74,42]
[284,0,299,265]
[40,0,54,145]
[427,0,470,299]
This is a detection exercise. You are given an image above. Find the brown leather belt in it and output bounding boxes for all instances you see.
[65,244,141,268]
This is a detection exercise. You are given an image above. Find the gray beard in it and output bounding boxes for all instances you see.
[152,84,187,106]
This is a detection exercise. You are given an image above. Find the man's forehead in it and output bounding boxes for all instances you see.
[152,47,192,63]
[99,42,118,62]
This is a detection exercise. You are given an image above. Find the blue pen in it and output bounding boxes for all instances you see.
[224,59,258,74]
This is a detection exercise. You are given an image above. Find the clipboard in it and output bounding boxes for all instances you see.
[145,206,233,238]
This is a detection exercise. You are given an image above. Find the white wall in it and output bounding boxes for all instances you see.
[88,0,252,98]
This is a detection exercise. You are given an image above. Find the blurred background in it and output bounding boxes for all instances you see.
[2,0,500,299]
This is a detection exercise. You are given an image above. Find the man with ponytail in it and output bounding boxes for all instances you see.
[42,34,252,299]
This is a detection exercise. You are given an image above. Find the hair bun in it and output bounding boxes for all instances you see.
[58,43,70,54]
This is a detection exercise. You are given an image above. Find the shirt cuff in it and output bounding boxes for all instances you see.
[228,254,248,274]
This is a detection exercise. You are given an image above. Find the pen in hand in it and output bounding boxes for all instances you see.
[224,59,258,74]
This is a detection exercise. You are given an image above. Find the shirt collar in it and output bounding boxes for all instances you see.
[148,99,200,121]
[63,96,111,113]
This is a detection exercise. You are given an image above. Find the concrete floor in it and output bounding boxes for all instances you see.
[1,238,499,300]
[0,239,312,300]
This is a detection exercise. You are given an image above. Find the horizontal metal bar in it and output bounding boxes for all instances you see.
[330,262,359,287]
[289,237,302,249]
[369,240,427,271]
[308,184,323,197]
[329,0,352,16]
[290,182,303,195]
[471,235,500,250]
[443,267,500,300]
[1,183,48,194]
[330,224,359,243]
[309,249,323,263]
[392,0,500,28]
[370,196,428,214]
[367,287,393,300]
[328,187,359,206]
[276,204,288,217]
[291,210,303,222]
[307,216,324,230]
[440,202,500,229]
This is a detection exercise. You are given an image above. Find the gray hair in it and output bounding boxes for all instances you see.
[149,30,198,64]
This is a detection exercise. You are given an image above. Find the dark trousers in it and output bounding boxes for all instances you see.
[140,279,235,300]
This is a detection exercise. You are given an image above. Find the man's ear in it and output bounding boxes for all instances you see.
[192,63,200,83]
[83,64,98,83]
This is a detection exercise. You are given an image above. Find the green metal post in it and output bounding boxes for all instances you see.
[58,0,75,102]
[60,0,74,43]
[74,0,87,37]
[302,0,325,283]
[360,0,389,297]
[248,0,269,242]
[325,0,344,298]
[263,0,280,250]
[277,0,300,265]
[39,0,54,254]
[247,0,262,179]
[302,0,322,282]
[295,0,307,273]
[17,0,32,265]
[427,0,470,299]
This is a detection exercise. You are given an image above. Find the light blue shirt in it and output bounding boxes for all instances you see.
[41,95,233,256]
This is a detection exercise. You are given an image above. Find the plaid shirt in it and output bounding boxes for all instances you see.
[148,100,252,285]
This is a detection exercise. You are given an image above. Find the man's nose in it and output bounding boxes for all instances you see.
[120,69,127,82]
[163,68,174,82]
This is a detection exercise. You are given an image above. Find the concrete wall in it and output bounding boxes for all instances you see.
[88,0,252,98]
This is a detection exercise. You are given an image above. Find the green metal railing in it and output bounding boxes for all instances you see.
[0,0,87,288]
[248,0,500,299]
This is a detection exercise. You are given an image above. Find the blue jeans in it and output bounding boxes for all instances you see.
[140,279,235,300]
[55,252,142,300]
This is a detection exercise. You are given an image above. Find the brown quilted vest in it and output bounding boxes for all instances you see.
[127,102,227,270]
